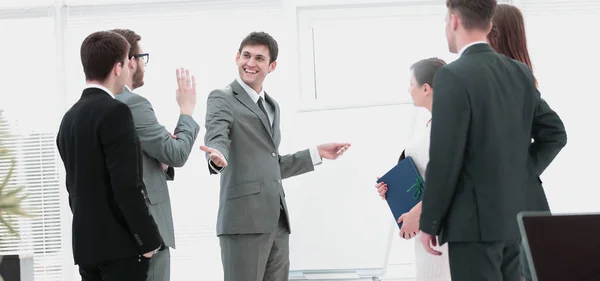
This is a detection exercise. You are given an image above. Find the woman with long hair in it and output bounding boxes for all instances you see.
[375,58,451,281]
[487,4,546,281]
[488,4,537,86]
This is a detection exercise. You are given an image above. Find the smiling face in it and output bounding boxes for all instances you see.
[235,44,277,93]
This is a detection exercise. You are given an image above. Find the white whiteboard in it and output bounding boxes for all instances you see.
[282,104,421,278]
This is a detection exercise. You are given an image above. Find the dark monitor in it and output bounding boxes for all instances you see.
[517,212,600,281]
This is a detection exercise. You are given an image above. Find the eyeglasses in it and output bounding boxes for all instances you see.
[133,53,149,65]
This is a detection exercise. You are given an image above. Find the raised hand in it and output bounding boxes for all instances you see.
[199,145,228,168]
[175,68,196,116]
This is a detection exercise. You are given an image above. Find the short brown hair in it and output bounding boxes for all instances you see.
[80,31,130,82]
[238,31,278,64]
[488,4,537,86]
[410,58,447,87]
[110,28,141,58]
[446,0,497,31]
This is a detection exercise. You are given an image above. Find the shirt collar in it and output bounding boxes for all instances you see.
[85,84,115,98]
[458,41,488,57]
[236,77,264,103]
[124,85,132,93]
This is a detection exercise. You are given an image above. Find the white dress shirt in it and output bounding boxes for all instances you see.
[458,41,488,57]
[85,83,115,98]
[209,78,322,173]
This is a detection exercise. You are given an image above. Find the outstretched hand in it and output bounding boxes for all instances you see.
[200,145,228,168]
[317,143,351,160]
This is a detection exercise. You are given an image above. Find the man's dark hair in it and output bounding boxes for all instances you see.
[446,0,497,31]
[110,28,141,58]
[238,31,278,64]
[410,58,447,87]
[80,31,130,82]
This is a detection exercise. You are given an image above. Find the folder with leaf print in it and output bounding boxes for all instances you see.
[376,156,424,229]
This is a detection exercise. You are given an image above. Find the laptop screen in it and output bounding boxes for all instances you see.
[520,213,600,281]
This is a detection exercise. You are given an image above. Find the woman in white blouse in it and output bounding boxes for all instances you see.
[375,58,451,281]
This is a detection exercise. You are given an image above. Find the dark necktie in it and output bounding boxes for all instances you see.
[257,96,271,126]
[259,97,281,210]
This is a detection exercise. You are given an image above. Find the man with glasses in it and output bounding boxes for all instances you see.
[112,28,200,281]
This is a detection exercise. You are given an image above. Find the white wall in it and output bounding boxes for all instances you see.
[0,0,598,280]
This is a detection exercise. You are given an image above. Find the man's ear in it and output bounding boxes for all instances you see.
[235,52,241,64]
[268,60,277,73]
[128,56,137,71]
[114,62,122,77]
[485,22,493,34]
[451,13,459,31]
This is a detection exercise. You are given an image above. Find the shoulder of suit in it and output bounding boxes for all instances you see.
[95,98,133,124]
[209,85,235,98]
[116,91,151,107]
[508,58,532,73]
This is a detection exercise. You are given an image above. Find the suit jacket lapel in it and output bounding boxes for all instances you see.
[265,93,281,145]
[231,80,276,143]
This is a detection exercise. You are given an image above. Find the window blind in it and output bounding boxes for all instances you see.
[0,15,64,281]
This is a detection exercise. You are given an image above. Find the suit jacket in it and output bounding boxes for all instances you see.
[115,88,200,248]
[204,80,314,235]
[56,87,162,265]
[419,44,567,243]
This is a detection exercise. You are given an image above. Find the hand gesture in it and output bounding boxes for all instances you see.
[419,231,443,256]
[398,210,419,240]
[200,146,228,168]
[143,251,154,259]
[375,176,387,200]
[176,68,196,115]
[316,143,351,160]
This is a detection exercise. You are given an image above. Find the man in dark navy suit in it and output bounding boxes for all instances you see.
[418,1,567,280]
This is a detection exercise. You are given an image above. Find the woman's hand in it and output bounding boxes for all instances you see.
[398,207,420,240]
[375,177,388,199]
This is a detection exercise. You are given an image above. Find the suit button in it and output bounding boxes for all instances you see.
[272,152,276,157]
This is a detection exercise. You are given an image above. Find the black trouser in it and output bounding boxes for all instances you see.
[79,255,150,281]
[448,240,521,281]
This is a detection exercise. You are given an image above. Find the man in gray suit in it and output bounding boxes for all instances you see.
[201,31,351,281]
[112,29,200,281]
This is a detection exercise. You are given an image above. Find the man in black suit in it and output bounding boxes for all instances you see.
[56,30,162,281]
[417,0,567,280]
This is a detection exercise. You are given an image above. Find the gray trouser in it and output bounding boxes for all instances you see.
[219,210,290,281]
[147,247,170,281]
